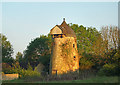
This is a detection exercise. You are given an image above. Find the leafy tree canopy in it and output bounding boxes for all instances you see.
[70,24,101,55]
[24,34,52,70]
[0,33,14,65]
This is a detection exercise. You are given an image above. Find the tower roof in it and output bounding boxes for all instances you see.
[50,19,76,38]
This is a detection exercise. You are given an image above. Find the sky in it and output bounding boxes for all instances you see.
[2,2,118,58]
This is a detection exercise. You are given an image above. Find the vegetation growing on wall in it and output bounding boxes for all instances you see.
[60,40,72,56]
[60,40,75,70]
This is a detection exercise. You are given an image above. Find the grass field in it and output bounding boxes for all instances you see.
[2,76,119,83]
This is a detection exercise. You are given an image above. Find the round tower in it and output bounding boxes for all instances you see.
[50,19,79,75]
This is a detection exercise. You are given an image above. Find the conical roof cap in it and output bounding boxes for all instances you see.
[50,18,76,38]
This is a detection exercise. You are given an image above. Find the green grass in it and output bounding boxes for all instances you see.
[2,76,119,83]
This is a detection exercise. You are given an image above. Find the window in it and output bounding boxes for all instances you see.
[74,56,76,60]
[74,56,76,58]
[73,44,75,48]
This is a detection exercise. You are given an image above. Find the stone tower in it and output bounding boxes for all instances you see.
[50,18,79,75]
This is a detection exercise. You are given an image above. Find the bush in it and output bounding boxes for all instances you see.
[2,63,12,74]
[8,62,22,74]
[98,63,118,76]
[79,57,94,70]
[21,70,41,78]
[22,62,41,78]
[34,63,44,73]
[18,68,43,82]
[7,62,41,78]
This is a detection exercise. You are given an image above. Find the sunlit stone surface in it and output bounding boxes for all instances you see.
[50,19,79,75]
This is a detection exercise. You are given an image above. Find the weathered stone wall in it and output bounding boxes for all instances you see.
[51,37,79,75]
[2,73,19,80]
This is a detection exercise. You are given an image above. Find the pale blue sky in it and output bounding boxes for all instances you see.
[2,2,118,58]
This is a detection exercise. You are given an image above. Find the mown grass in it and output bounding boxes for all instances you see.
[2,76,119,83]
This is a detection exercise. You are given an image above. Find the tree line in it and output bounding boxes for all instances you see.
[1,24,120,76]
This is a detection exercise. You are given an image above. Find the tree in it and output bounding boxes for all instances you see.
[70,24,101,55]
[70,24,107,70]
[15,52,22,62]
[0,33,14,66]
[100,26,119,64]
[24,34,52,71]
[15,52,25,68]
[101,26,119,50]
[95,26,120,75]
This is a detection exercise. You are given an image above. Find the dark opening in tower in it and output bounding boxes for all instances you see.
[52,34,65,39]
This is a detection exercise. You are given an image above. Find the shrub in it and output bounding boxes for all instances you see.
[2,63,12,74]
[22,70,41,78]
[79,57,94,70]
[19,69,42,82]
[8,62,22,74]
[11,67,41,78]
[7,62,41,78]
[22,62,41,78]
[98,63,118,76]
[34,63,44,73]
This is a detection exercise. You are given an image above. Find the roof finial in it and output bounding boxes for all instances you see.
[63,18,65,21]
